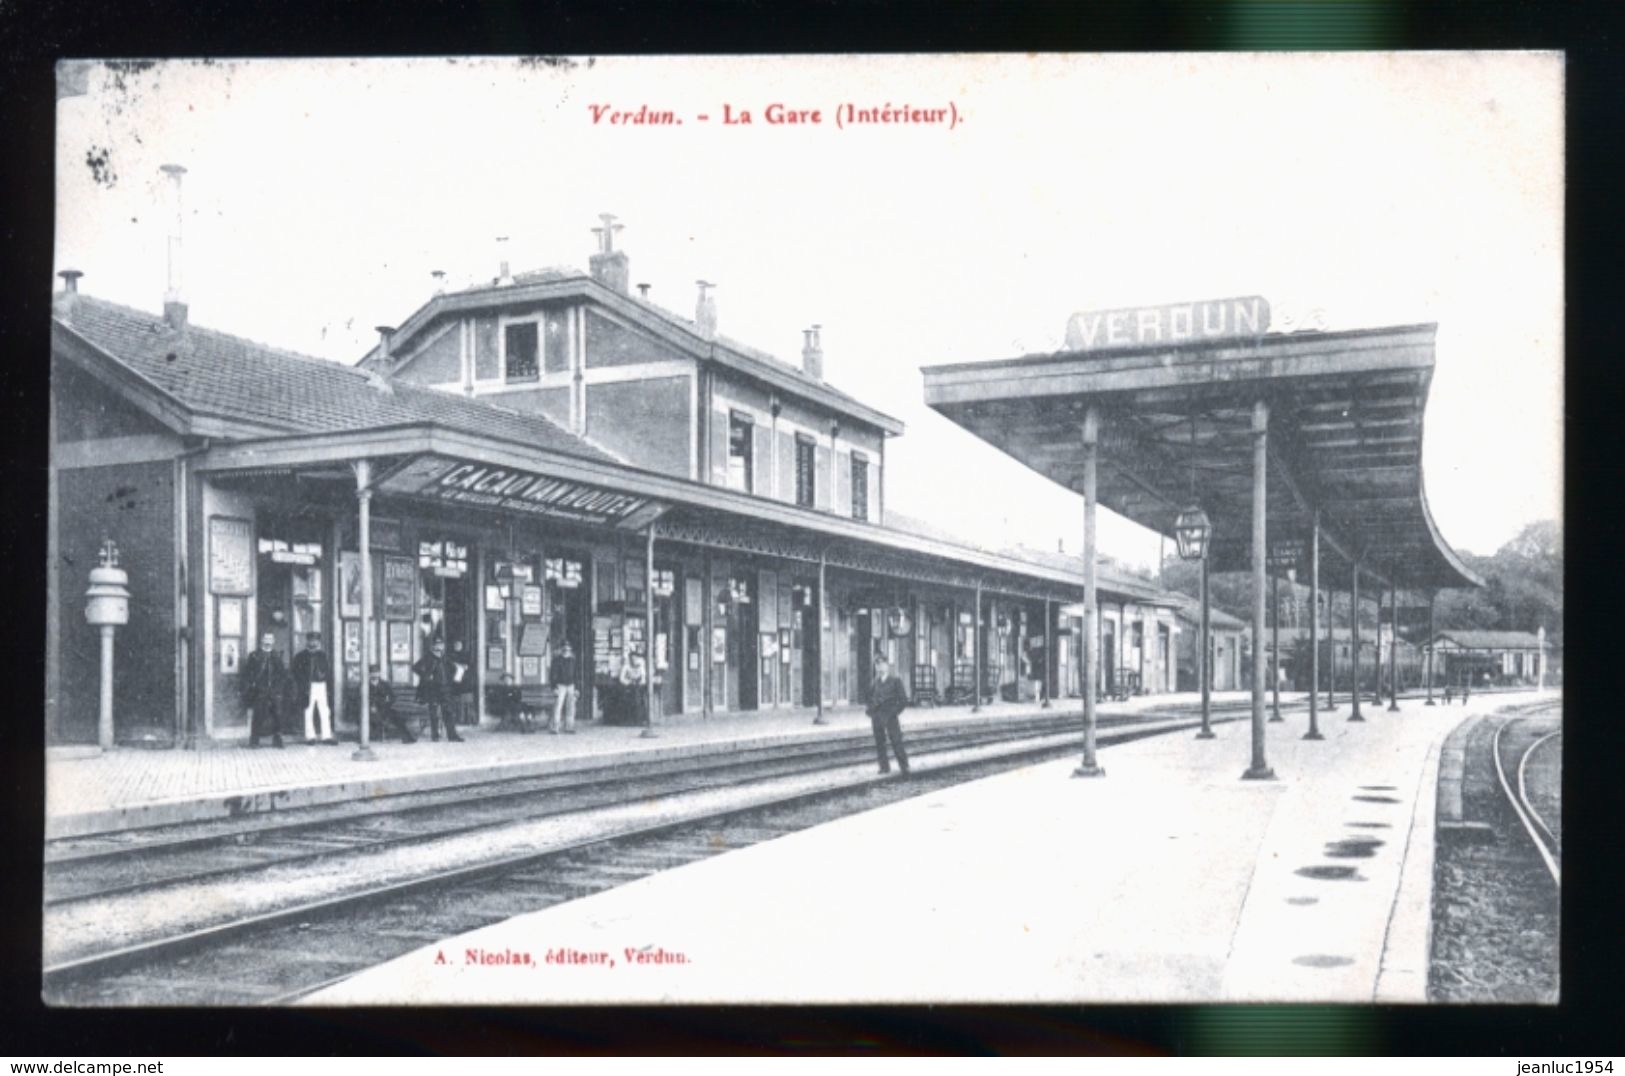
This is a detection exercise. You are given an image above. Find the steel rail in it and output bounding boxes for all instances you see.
[1492,718,1561,887]
[42,710,1248,991]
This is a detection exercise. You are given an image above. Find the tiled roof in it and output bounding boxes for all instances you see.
[1432,630,1543,650]
[59,296,613,463]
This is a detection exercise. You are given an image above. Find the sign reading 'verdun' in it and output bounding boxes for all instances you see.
[380,455,667,529]
[1065,296,1271,351]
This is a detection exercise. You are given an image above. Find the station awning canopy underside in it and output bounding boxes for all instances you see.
[922,323,1482,592]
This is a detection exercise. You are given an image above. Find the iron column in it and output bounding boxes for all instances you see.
[641,524,658,738]
[1242,399,1274,779]
[352,460,376,761]
[1425,590,1436,705]
[1075,405,1104,777]
[1269,568,1283,722]
[1349,564,1364,722]
[1197,551,1214,738]
[1388,576,1400,711]
[1042,597,1053,708]
[813,550,828,724]
[972,580,983,713]
[1305,511,1323,740]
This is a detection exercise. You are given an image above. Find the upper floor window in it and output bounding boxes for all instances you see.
[795,435,816,508]
[851,453,869,521]
[728,412,754,493]
[504,322,539,381]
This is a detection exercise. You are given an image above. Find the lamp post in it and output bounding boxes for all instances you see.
[1175,407,1215,742]
[1266,540,1301,725]
[84,539,131,751]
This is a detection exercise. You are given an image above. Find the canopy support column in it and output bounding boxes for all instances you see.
[641,524,658,738]
[813,550,828,725]
[972,580,983,714]
[1269,569,1283,722]
[1197,552,1214,739]
[1242,399,1274,780]
[1305,510,1324,740]
[351,460,376,762]
[1042,597,1053,708]
[1425,590,1436,705]
[1388,576,1401,711]
[1074,405,1104,778]
[1350,563,1365,722]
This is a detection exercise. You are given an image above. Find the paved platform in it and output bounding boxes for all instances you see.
[45,691,1267,839]
[307,688,1558,1005]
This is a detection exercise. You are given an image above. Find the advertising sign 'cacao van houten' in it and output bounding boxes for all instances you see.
[378,455,667,530]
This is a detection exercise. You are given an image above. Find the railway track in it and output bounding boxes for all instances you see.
[1492,710,1562,885]
[44,705,1259,1005]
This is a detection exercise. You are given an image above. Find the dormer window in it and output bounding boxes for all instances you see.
[504,322,539,381]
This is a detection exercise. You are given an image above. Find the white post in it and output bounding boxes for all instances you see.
[98,626,116,750]
[1075,405,1104,778]
[1243,399,1274,780]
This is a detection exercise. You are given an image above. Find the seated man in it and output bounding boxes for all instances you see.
[368,665,416,744]
[486,674,535,732]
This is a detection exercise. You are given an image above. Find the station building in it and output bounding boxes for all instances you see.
[47,226,1184,749]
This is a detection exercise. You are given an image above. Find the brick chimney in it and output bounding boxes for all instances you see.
[160,163,188,330]
[695,280,717,337]
[495,236,512,286]
[375,325,395,366]
[589,213,630,294]
[801,324,824,380]
[54,269,82,322]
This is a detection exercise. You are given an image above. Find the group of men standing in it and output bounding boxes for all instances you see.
[241,631,340,748]
[241,631,470,747]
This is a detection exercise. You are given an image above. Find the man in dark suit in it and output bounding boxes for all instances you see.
[242,631,287,749]
[866,656,911,776]
[412,637,464,742]
[290,631,337,744]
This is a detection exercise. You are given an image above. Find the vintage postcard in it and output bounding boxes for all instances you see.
[45,53,1561,1006]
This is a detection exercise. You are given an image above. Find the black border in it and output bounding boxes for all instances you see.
[3,0,1621,1057]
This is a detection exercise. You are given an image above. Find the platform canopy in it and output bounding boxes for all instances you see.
[922,318,1482,592]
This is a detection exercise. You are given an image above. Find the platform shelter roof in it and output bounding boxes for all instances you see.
[921,320,1483,593]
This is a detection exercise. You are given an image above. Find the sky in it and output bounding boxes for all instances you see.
[54,53,1563,568]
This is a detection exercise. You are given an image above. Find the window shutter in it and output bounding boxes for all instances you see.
[815,445,831,510]
[710,410,728,486]
[753,423,772,496]
[869,460,881,522]
[835,450,851,517]
[777,430,795,501]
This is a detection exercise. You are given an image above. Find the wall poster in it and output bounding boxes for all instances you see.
[383,556,416,619]
[219,637,240,674]
[388,621,412,663]
[208,517,253,596]
[339,551,364,618]
[521,584,543,618]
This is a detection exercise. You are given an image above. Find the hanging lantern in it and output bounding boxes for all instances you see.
[886,607,912,637]
[1174,504,1212,561]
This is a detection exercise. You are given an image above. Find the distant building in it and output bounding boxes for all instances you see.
[1172,594,1247,692]
[1425,630,1548,688]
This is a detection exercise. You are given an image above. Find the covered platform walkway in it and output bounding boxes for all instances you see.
[922,306,1484,780]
